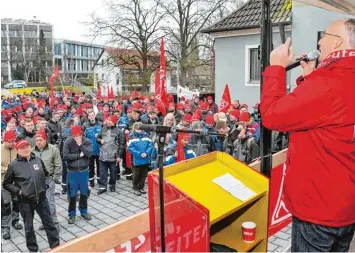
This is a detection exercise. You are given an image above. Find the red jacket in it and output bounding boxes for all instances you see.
[260,52,355,227]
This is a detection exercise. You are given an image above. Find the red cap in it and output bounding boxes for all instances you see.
[77,107,84,115]
[146,105,154,111]
[184,104,191,110]
[5,114,14,123]
[177,103,184,110]
[115,105,123,111]
[205,114,215,125]
[253,103,260,109]
[14,106,22,112]
[22,102,29,110]
[183,114,192,123]
[35,129,47,140]
[15,139,30,150]
[140,96,145,101]
[179,132,190,140]
[121,96,127,101]
[199,102,209,110]
[180,96,186,101]
[239,112,250,122]
[207,96,213,101]
[127,107,134,113]
[33,116,41,124]
[109,115,119,125]
[18,114,26,121]
[248,127,256,134]
[71,125,83,137]
[230,109,240,119]
[168,95,174,102]
[4,131,16,142]
[241,103,248,109]
[133,103,143,110]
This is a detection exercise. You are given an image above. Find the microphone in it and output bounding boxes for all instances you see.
[135,124,173,134]
[285,50,320,71]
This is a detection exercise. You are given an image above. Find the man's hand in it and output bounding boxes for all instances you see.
[125,130,130,135]
[141,153,147,158]
[74,136,83,146]
[80,152,84,157]
[101,140,105,145]
[174,151,178,158]
[270,37,295,68]
[300,60,315,77]
[116,158,121,164]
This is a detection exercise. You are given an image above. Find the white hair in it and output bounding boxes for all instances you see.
[345,18,355,48]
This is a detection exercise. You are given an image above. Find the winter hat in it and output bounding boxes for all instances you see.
[180,96,186,101]
[253,103,260,109]
[71,125,83,137]
[168,95,174,103]
[191,113,200,122]
[239,112,250,122]
[4,114,14,124]
[35,129,47,140]
[177,103,184,110]
[127,107,134,113]
[183,114,192,123]
[240,104,248,109]
[4,130,17,142]
[205,114,215,125]
[179,133,190,140]
[109,115,119,125]
[15,139,30,150]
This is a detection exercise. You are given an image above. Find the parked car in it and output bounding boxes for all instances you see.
[3,80,27,89]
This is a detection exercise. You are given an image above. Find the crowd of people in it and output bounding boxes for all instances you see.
[1,90,287,251]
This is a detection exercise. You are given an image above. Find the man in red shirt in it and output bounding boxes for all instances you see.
[260,19,355,252]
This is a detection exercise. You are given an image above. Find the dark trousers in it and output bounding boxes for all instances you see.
[67,170,89,217]
[61,161,67,188]
[291,216,355,252]
[99,161,117,189]
[132,165,148,190]
[89,156,100,183]
[19,199,60,252]
[1,188,20,231]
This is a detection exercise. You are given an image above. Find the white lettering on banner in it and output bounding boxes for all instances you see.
[244,232,253,236]
[134,234,146,250]
[271,163,292,225]
[159,221,208,252]
[350,52,355,57]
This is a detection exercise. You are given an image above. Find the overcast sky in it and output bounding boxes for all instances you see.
[1,0,106,45]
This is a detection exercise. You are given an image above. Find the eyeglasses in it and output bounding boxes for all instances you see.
[320,31,341,39]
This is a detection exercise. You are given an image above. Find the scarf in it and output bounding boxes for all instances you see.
[317,49,355,69]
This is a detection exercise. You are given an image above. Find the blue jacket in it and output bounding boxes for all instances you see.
[118,114,129,129]
[164,148,196,166]
[128,131,153,166]
[83,121,102,156]
[140,114,149,122]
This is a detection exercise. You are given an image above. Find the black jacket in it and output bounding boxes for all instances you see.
[47,119,62,145]
[3,153,49,203]
[189,134,216,157]
[96,126,125,162]
[63,136,92,171]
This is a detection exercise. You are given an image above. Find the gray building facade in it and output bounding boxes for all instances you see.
[203,0,353,109]
[53,39,103,79]
[1,18,53,82]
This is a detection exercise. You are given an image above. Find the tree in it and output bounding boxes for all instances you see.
[157,0,243,87]
[87,0,166,91]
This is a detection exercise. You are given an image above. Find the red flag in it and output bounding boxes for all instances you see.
[133,88,139,99]
[154,68,160,94]
[218,84,232,113]
[176,133,187,163]
[96,85,102,98]
[159,37,169,108]
[49,65,59,110]
[109,86,114,98]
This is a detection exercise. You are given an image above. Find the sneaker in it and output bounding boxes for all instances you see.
[81,213,92,221]
[109,185,116,192]
[12,222,23,230]
[2,230,10,240]
[134,190,141,196]
[139,189,147,194]
[126,174,132,180]
[68,216,76,224]
[121,169,129,175]
[61,187,67,195]
[98,189,107,195]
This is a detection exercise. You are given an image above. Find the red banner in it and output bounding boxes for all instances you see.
[114,232,151,252]
[268,163,292,237]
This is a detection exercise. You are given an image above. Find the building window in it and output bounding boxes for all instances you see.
[101,74,105,80]
[245,45,261,86]
[54,43,61,55]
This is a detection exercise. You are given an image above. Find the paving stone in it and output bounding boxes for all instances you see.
[89,208,101,215]
[268,236,276,242]
[82,224,98,233]
[126,205,141,212]
[267,242,279,252]
[66,225,84,234]
[96,223,109,229]
[75,231,89,237]
[275,231,291,240]
[103,217,118,225]
[10,235,26,244]
[2,243,19,252]
[273,238,289,247]
[107,212,124,219]
[95,213,110,220]
[17,242,28,252]
[60,232,76,242]
[121,210,135,217]
[38,241,50,251]
[88,218,105,226]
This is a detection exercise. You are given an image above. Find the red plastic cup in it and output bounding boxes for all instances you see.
[242,221,256,242]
